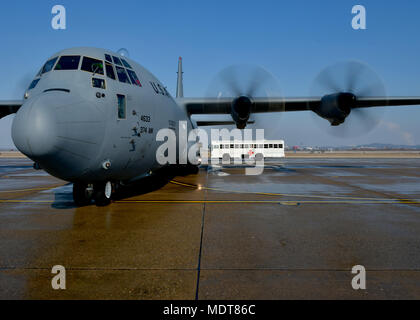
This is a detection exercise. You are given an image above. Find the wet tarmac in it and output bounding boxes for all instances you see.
[1,157,420,299]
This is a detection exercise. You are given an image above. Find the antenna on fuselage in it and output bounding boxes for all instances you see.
[176,57,184,98]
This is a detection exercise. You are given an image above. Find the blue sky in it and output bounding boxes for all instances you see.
[1,0,420,148]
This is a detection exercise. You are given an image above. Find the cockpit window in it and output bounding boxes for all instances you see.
[92,78,106,89]
[127,69,141,87]
[115,66,131,84]
[42,57,58,74]
[112,56,122,66]
[121,59,132,69]
[105,62,116,80]
[105,54,112,63]
[36,67,43,77]
[81,57,104,75]
[55,56,80,70]
[28,79,40,90]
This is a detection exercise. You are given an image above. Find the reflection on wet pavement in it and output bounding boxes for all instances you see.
[1,157,420,299]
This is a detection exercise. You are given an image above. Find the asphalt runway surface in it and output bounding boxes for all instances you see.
[0,157,420,299]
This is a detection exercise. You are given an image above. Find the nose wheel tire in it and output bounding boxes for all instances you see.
[93,181,113,206]
[73,183,94,207]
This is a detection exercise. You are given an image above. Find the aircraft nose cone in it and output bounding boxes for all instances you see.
[12,95,57,159]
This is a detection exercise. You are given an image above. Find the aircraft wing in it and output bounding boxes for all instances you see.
[181,97,420,114]
[0,100,23,120]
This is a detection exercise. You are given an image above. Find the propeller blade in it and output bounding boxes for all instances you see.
[245,67,271,97]
[218,66,242,97]
[310,60,387,138]
[315,66,342,93]
[206,64,284,130]
[345,61,364,93]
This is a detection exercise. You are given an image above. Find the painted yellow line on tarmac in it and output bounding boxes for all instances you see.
[116,199,420,205]
[0,184,65,193]
[170,180,418,203]
[0,198,418,205]
[0,199,53,203]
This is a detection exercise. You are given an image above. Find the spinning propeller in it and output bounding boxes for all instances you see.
[206,64,283,129]
[310,61,387,137]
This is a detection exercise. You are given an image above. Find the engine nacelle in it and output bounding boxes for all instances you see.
[231,96,252,129]
[313,93,356,126]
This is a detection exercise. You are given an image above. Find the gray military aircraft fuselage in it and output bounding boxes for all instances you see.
[11,47,195,205]
[4,46,420,206]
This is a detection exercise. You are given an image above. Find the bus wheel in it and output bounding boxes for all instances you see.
[255,153,264,162]
[222,154,230,164]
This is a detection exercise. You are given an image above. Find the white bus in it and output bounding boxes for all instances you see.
[210,140,285,160]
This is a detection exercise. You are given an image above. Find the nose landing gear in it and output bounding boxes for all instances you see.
[73,181,113,207]
[72,183,94,207]
[93,181,113,206]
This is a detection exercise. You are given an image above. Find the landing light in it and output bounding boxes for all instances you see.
[102,160,111,170]
[24,92,29,99]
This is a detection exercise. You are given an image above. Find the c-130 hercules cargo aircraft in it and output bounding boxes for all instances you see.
[1,47,420,206]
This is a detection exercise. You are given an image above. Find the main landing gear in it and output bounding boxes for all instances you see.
[176,164,199,176]
[73,181,113,207]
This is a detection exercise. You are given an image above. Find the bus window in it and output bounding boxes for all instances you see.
[269,144,273,148]
[105,63,116,80]
[235,144,239,148]
[274,144,278,148]
[225,144,229,149]
[117,94,126,119]
[220,145,224,149]
[213,145,219,149]
[258,144,263,148]
[279,144,283,148]
[264,144,268,148]
[230,144,234,149]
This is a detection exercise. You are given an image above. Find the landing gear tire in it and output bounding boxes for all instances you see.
[187,165,199,175]
[93,181,112,206]
[73,183,93,207]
